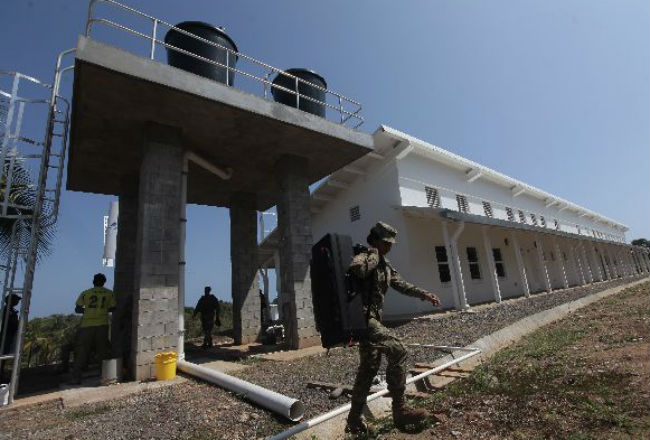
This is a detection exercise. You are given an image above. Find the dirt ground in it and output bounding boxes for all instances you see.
[1,280,647,439]
[372,282,650,440]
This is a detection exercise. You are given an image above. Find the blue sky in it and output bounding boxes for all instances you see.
[1,0,648,318]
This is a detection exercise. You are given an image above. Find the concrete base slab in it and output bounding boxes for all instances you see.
[3,377,185,412]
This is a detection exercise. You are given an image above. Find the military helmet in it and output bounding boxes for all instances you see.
[371,221,397,244]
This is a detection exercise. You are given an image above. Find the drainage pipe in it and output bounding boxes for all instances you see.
[266,347,481,440]
[177,360,305,421]
[186,151,233,180]
[178,153,188,359]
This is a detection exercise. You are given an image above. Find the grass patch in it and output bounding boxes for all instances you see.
[65,404,112,421]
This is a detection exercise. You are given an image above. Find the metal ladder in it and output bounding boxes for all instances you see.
[0,49,75,405]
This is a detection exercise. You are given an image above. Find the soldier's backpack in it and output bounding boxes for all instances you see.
[310,233,368,348]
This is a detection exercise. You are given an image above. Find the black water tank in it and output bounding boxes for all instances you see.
[164,21,238,85]
[271,68,327,117]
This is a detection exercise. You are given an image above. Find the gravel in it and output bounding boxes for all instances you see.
[0,277,643,440]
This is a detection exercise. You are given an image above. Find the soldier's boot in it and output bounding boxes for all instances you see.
[345,404,376,438]
[392,397,428,429]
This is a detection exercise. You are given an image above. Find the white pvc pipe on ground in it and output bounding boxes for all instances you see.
[177,360,305,421]
[266,347,481,440]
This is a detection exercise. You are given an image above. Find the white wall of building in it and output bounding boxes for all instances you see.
[304,126,643,320]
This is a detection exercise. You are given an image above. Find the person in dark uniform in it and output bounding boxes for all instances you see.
[0,293,20,355]
[0,293,21,381]
[193,286,221,347]
[346,222,441,436]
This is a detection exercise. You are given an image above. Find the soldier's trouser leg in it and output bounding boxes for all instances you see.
[202,320,214,346]
[350,343,381,418]
[350,319,407,417]
[72,327,94,380]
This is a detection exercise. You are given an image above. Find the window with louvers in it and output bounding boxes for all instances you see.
[518,210,527,224]
[456,194,469,213]
[554,219,560,230]
[466,247,481,279]
[540,216,546,227]
[482,201,493,218]
[434,246,451,283]
[349,205,360,222]
[530,213,538,226]
[492,248,506,278]
[506,207,515,222]
[425,186,440,208]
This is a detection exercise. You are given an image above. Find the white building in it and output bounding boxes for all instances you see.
[260,125,650,320]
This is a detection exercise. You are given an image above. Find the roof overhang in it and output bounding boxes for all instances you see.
[396,206,632,247]
[380,125,628,231]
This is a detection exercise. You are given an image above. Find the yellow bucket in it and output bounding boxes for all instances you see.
[154,352,177,381]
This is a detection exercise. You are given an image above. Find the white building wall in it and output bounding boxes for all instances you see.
[395,153,626,243]
[304,127,635,320]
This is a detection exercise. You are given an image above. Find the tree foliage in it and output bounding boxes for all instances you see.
[0,158,56,263]
[631,238,650,248]
[21,303,235,368]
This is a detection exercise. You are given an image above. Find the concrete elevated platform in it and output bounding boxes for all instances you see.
[69,36,373,209]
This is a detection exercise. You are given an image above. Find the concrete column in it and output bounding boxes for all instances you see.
[568,241,585,285]
[579,243,594,283]
[511,231,530,298]
[588,244,603,282]
[275,155,319,349]
[597,245,611,280]
[605,246,619,278]
[535,236,552,293]
[553,238,569,289]
[442,222,461,309]
[631,250,642,274]
[130,124,183,380]
[640,252,650,273]
[445,222,469,310]
[230,192,262,345]
[481,227,501,303]
[112,193,138,368]
[619,247,631,277]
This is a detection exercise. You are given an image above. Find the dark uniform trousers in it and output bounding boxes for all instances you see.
[350,317,407,409]
[72,325,109,380]
[201,318,214,346]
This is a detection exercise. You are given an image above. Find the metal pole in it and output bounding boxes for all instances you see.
[150,19,158,60]
[8,57,61,403]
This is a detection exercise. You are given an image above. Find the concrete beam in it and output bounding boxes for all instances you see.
[466,168,482,183]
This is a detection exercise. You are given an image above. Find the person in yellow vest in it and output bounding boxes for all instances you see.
[69,273,116,384]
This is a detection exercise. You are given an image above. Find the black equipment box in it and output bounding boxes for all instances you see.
[310,233,367,348]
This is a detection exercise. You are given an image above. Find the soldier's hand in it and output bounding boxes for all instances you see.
[425,293,441,307]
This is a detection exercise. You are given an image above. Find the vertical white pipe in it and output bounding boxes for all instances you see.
[178,153,188,359]
[588,244,603,281]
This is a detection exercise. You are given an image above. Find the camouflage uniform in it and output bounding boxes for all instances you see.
[348,247,430,418]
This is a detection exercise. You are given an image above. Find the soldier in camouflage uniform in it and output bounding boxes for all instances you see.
[346,222,441,436]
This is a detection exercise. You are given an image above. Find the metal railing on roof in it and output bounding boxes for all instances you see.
[84,0,364,129]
